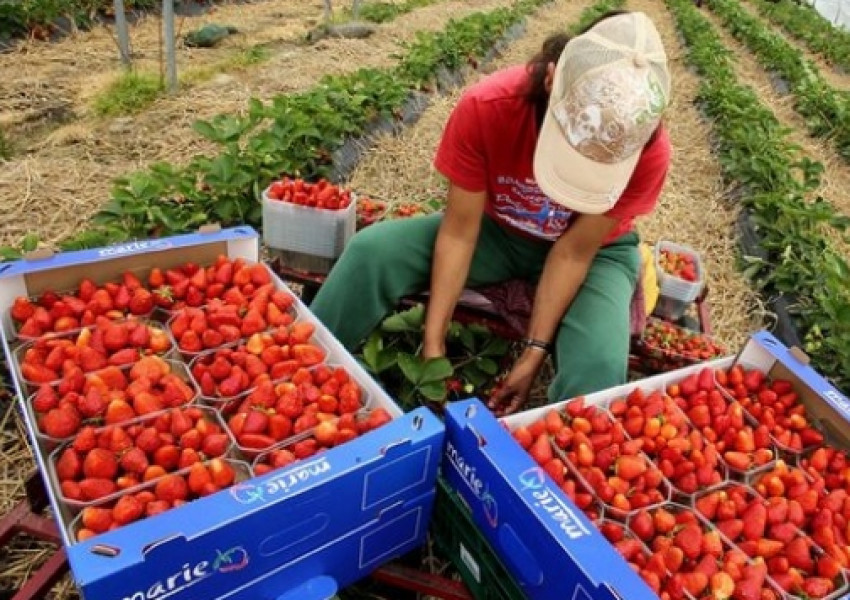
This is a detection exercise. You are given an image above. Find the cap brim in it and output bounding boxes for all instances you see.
[533,109,641,215]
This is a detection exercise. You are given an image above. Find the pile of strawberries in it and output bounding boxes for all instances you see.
[637,319,726,372]
[18,318,173,385]
[508,362,843,599]
[74,459,239,542]
[9,255,395,544]
[223,364,366,454]
[254,407,393,476]
[658,248,699,283]
[10,272,156,339]
[31,356,197,441]
[265,177,353,211]
[53,406,231,504]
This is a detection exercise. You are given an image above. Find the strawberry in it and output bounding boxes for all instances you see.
[11,297,36,322]
[81,506,113,534]
[79,478,118,501]
[786,537,814,572]
[741,502,767,540]
[128,289,154,315]
[630,509,654,541]
[119,447,149,475]
[188,463,213,495]
[83,447,119,479]
[112,494,144,525]
[55,448,83,481]
[42,406,81,439]
[155,474,188,503]
[615,455,647,481]
[673,523,703,560]
[209,458,235,487]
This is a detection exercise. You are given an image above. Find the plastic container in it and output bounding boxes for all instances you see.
[4,287,157,345]
[12,318,176,393]
[633,317,725,373]
[603,388,729,500]
[186,324,330,404]
[235,382,376,461]
[25,358,198,451]
[654,241,705,303]
[47,405,234,513]
[715,362,822,456]
[430,477,527,600]
[261,185,357,265]
[66,458,254,544]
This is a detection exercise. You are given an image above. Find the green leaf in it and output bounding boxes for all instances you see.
[397,352,423,384]
[192,120,219,142]
[419,357,454,384]
[475,357,499,375]
[418,381,448,402]
[381,306,425,333]
[458,327,476,352]
[361,332,383,373]
[19,233,39,252]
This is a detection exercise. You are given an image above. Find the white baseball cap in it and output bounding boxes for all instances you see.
[533,12,671,214]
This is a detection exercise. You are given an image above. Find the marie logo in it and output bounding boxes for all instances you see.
[446,441,498,527]
[230,457,332,505]
[517,467,590,541]
[518,467,547,492]
[230,482,267,505]
[120,546,248,600]
[212,546,249,573]
[98,240,173,257]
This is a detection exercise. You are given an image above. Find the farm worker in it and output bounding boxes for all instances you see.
[310,10,672,414]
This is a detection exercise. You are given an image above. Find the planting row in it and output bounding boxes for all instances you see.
[42,0,554,255]
[708,0,850,163]
[744,0,850,74]
[6,256,396,544]
[510,362,847,599]
[666,0,850,393]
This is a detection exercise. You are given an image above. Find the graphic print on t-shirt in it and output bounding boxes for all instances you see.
[493,176,573,241]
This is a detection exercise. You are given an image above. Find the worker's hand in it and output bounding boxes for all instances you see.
[487,351,545,416]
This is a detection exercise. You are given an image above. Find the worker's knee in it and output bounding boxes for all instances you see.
[546,344,628,403]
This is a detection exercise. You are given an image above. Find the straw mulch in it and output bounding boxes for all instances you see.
[629,0,767,351]
[698,7,850,262]
[0,0,508,252]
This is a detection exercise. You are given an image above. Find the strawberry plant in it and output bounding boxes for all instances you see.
[748,0,850,73]
[57,0,554,251]
[668,0,850,392]
[708,0,850,163]
[356,304,510,409]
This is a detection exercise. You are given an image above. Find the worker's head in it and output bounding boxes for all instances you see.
[528,12,670,214]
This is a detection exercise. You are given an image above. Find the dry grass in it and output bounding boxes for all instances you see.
[0,0,508,250]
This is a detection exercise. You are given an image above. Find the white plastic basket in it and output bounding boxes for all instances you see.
[654,240,705,304]
[261,186,356,260]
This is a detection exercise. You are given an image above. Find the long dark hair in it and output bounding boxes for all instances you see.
[526,10,631,129]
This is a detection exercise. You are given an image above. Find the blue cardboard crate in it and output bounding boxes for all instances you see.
[0,226,445,600]
[442,331,850,600]
[443,399,658,600]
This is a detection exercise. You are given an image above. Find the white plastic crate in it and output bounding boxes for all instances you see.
[654,240,705,304]
[261,186,356,260]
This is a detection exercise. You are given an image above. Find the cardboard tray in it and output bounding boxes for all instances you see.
[442,330,850,600]
[0,226,445,600]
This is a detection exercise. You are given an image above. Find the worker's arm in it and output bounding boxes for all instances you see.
[489,212,619,414]
[422,182,488,358]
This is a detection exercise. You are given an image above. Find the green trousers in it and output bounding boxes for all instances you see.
[310,214,640,403]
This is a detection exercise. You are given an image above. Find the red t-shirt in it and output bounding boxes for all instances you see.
[433,65,672,244]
